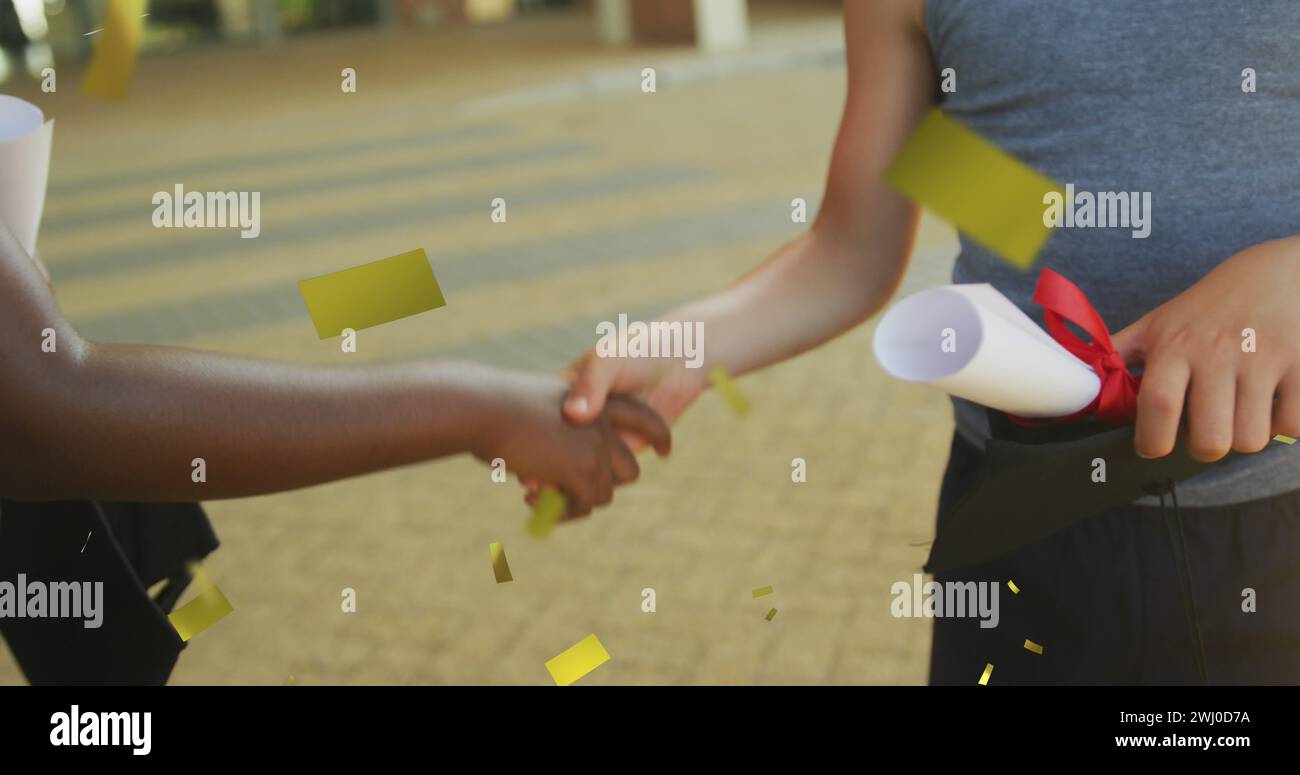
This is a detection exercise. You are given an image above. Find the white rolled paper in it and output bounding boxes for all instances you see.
[873,284,1101,418]
[0,94,54,258]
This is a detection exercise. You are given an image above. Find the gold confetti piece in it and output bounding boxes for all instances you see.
[709,366,750,417]
[466,0,515,23]
[885,108,1066,270]
[527,488,565,539]
[168,581,234,642]
[545,633,610,686]
[488,541,513,583]
[82,0,146,100]
[978,663,994,686]
[283,675,296,686]
[751,586,774,598]
[298,248,446,339]
[1275,434,1297,445]
[765,607,777,621]
[1007,580,1020,594]
[1024,639,1044,655]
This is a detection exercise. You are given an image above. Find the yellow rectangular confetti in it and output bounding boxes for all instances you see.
[978,663,994,686]
[751,586,774,598]
[710,366,750,417]
[1275,434,1296,445]
[885,108,1065,270]
[765,608,777,621]
[545,633,610,686]
[81,0,146,101]
[168,584,233,642]
[1024,639,1044,655]
[298,248,446,339]
[1007,580,1020,595]
[466,0,515,23]
[527,488,566,539]
[488,541,513,583]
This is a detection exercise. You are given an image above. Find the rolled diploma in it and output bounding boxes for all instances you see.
[0,95,54,258]
[873,284,1101,418]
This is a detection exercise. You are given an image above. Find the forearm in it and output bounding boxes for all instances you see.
[658,220,916,378]
[2,339,498,501]
[654,0,930,380]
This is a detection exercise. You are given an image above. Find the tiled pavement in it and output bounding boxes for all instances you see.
[0,7,963,684]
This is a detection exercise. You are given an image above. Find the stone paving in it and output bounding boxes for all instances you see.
[0,6,962,684]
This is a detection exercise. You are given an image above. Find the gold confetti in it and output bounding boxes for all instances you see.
[764,608,777,621]
[1007,580,1020,594]
[527,488,565,539]
[81,0,146,100]
[885,108,1066,270]
[545,634,610,686]
[1275,434,1296,445]
[709,366,751,417]
[1024,639,1044,655]
[298,248,446,339]
[978,663,994,686]
[168,562,234,642]
[751,585,774,598]
[488,541,513,583]
[283,675,296,686]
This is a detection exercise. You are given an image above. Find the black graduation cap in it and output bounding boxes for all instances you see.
[923,409,1231,575]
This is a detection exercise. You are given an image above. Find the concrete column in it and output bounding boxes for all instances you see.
[253,0,283,44]
[617,0,749,50]
[594,0,631,46]
[692,0,748,52]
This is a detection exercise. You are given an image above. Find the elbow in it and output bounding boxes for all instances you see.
[0,332,97,501]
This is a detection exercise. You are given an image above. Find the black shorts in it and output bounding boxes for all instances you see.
[929,433,1300,685]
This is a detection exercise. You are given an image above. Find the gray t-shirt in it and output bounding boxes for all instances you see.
[925,0,1299,506]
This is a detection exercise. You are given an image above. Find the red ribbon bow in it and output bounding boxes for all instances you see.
[1011,268,1141,426]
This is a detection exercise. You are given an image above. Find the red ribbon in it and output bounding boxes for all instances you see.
[1010,268,1141,426]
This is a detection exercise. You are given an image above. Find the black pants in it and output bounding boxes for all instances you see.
[929,434,1300,685]
[0,499,217,685]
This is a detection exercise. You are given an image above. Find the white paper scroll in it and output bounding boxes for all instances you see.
[873,284,1100,418]
[0,94,54,258]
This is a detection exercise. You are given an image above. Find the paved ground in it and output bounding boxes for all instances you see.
[0,4,963,684]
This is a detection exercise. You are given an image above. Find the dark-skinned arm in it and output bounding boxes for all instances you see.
[0,223,670,507]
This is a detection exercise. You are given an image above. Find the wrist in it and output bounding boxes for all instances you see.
[423,360,510,460]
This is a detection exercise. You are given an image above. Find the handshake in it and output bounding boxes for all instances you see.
[470,348,710,521]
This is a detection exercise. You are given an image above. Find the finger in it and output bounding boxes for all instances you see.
[1232,371,1277,453]
[1134,355,1190,459]
[1273,371,1300,438]
[617,430,650,455]
[564,484,594,520]
[1186,365,1236,462]
[591,438,614,509]
[605,396,673,457]
[1111,315,1150,370]
[606,428,642,484]
[563,354,621,424]
[561,451,598,520]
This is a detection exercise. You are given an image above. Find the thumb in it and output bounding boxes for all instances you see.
[1110,314,1149,369]
[563,355,619,424]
